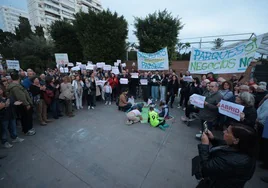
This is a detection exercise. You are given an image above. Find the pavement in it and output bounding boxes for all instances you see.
[0,102,267,188]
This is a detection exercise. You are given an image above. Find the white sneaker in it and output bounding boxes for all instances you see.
[109,102,111,105]
[177,106,181,109]
[195,133,202,139]
[105,102,107,105]
[91,106,94,109]
[80,106,83,109]
[77,106,80,110]
[88,106,91,110]
[12,137,24,143]
[4,142,13,148]
[25,130,36,136]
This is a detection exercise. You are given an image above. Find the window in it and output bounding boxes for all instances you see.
[38,3,42,8]
[61,5,75,12]
[62,10,73,17]
[44,4,60,12]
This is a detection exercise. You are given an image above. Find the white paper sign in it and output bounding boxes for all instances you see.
[60,67,69,73]
[55,53,69,65]
[117,60,121,64]
[140,79,148,85]
[120,78,128,84]
[219,100,245,121]
[87,61,92,65]
[80,64,86,70]
[183,76,193,82]
[6,60,20,70]
[76,62,82,66]
[189,94,206,108]
[97,62,105,68]
[103,65,112,71]
[131,73,139,78]
[64,68,69,73]
[96,80,106,86]
[71,66,80,71]
[114,62,119,67]
[68,63,74,67]
[86,65,94,70]
[121,63,126,68]
[112,66,119,75]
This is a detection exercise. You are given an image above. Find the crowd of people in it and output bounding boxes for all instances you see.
[0,65,267,185]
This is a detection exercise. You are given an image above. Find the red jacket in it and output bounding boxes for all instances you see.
[108,77,119,89]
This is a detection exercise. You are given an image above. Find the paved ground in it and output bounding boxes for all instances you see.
[0,102,267,188]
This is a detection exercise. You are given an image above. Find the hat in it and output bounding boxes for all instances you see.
[259,81,267,87]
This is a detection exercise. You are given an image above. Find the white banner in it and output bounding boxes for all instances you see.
[218,100,244,121]
[6,60,20,70]
[55,53,69,66]
[112,66,119,75]
[71,66,80,71]
[189,94,206,108]
[103,65,112,71]
[137,47,169,70]
[120,78,128,84]
[86,65,94,70]
[140,79,148,85]
[188,37,262,74]
[131,73,139,78]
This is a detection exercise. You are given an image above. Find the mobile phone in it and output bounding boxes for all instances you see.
[203,121,208,133]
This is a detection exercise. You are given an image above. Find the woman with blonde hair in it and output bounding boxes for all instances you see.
[59,76,74,117]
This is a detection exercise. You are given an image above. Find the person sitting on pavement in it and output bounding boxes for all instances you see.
[194,123,257,188]
[158,101,169,119]
[126,106,143,125]
[148,107,169,131]
[119,89,132,112]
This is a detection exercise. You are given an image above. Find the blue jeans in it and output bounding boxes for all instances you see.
[105,93,111,102]
[51,99,61,119]
[1,119,17,144]
[160,86,166,102]
[151,86,159,102]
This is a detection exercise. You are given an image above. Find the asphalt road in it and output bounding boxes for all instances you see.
[0,102,267,188]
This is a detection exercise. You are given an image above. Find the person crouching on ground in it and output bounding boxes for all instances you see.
[119,89,132,112]
[126,106,143,125]
[148,107,169,130]
[158,101,169,119]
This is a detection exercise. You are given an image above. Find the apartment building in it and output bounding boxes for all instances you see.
[0,6,29,33]
[27,0,102,34]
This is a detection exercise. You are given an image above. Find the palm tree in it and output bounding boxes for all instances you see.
[213,38,224,49]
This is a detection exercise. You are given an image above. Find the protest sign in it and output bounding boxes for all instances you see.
[68,63,74,67]
[76,62,82,66]
[137,47,169,70]
[86,65,94,70]
[219,100,244,121]
[183,76,193,82]
[87,61,92,65]
[97,62,105,68]
[121,63,126,67]
[103,65,112,71]
[117,60,121,64]
[80,64,86,70]
[120,78,128,84]
[112,66,119,74]
[96,80,106,86]
[189,94,206,108]
[60,67,69,73]
[6,60,20,70]
[55,53,69,66]
[188,37,262,74]
[71,66,80,71]
[140,79,148,85]
[131,73,139,78]
[114,62,119,67]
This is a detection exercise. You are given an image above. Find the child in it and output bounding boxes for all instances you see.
[126,106,143,125]
[158,101,169,119]
[128,95,135,106]
[148,107,169,130]
[103,82,112,105]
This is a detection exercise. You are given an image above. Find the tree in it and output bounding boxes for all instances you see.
[74,9,128,64]
[12,35,54,72]
[49,20,83,62]
[213,38,224,49]
[134,10,183,60]
[15,17,33,40]
[0,29,16,59]
[34,25,45,38]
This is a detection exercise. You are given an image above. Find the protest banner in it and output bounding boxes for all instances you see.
[86,65,94,70]
[188,37,262,74]
[6,60,20,70]
[103,65,112,71]
[120,78,128,84]
[131,73,139,78]
[96,80,106,86]
[55,53,69,66]
[189,94,206,108]
[219,100,244,121]
[112,66,119,74]
[140,79,148,85]
[97,62,105,68]
[183,76,193,82]
[137,47,169,70]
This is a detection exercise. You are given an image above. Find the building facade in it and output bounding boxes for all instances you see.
[27,0,102,35]
[0,6,29,33]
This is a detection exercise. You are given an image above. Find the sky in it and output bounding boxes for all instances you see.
[1,0,268,48]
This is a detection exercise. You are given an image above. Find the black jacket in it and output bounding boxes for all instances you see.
[197,139,256,188]
[167,80,179,95]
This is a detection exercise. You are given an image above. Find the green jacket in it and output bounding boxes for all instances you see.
[7,82,33,106]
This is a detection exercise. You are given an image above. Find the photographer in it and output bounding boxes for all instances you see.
[193,123,257,188]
